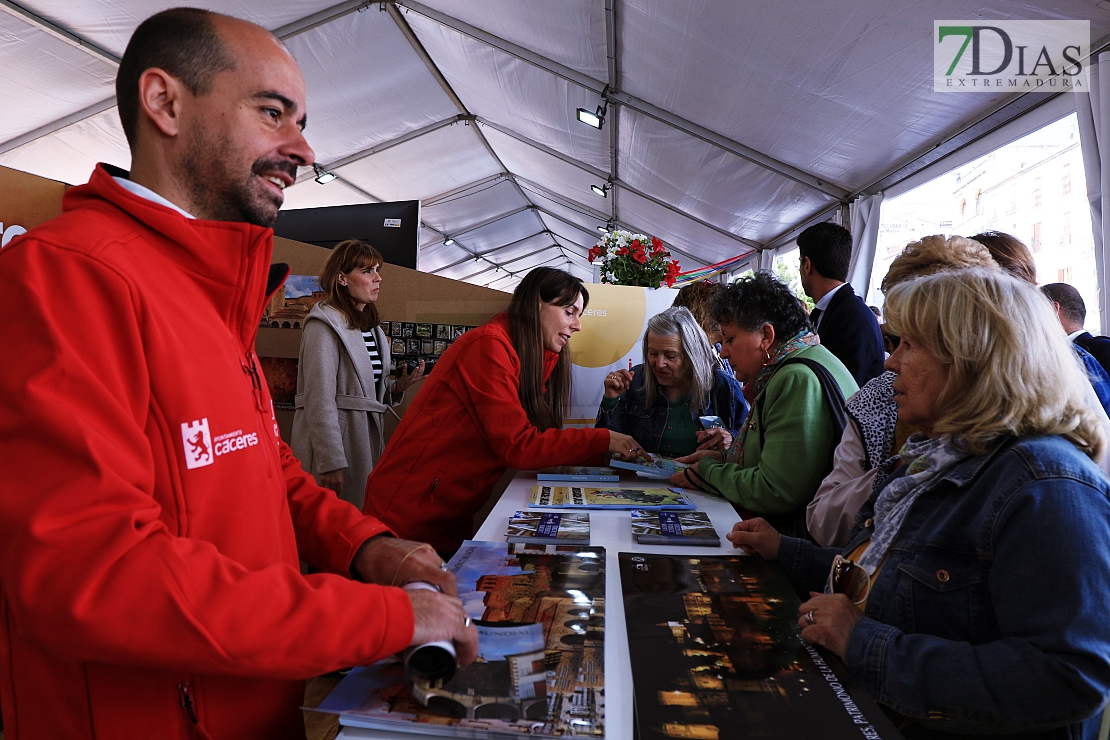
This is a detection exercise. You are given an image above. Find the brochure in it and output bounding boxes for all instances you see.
[506,511,590,545]
[536,466,619,483]
[631,510,720,546]
[609,454,689,479]
[529,484,695,510]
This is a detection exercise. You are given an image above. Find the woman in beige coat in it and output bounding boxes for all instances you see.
[291,240,423,509]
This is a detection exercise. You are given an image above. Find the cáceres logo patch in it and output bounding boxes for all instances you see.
[180,418,259,470]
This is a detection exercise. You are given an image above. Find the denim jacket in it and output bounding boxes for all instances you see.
[778,435,1110,739]
[594,364,747,453]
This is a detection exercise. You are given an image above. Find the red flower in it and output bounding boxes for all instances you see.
[588,246,603,262]
[617,247,629,256]
[633,250,647,264]
[665,276,676,287]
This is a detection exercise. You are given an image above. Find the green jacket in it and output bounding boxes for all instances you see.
[698,344,858,517]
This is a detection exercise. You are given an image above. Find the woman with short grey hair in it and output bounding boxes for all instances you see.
[596,306,746,456]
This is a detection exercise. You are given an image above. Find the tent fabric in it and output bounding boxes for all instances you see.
[847,192,884,299]
[1,1,1107,292]
[1078,54,1110,334]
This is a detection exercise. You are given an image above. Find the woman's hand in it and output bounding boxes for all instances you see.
[797,592,862,659]
[393,360,425,395]
[726,517,780,559]
[675,450,722,465]
[603,369,633,399]
[695,428,733,452]
[319,468,346,496]
[609,431,647,461]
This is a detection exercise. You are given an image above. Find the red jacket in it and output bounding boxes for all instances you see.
[364,314,610,552]
[0,165,414,740]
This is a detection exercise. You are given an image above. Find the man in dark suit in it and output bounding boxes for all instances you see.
[1042,282,1110,376]
[797,222,885,386]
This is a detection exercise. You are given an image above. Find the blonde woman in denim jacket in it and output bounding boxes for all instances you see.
[731,268,1110,739]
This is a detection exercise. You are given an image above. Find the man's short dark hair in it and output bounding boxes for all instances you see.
[115,8,237,151]
[1042,282,1086,326]
[797,222,852,282]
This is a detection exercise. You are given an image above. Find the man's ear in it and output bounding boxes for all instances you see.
[137,67,186,139]
[799,255,810,276]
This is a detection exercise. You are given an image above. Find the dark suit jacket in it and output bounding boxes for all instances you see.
[813,283,885,387]
[1075,331,1110,378]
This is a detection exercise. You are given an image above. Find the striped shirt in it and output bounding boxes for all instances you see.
[362,330,383,384]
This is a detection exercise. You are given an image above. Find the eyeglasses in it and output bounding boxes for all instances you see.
[824,554,870,605]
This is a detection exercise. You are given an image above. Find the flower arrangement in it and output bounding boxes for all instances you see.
[588,230,682,288]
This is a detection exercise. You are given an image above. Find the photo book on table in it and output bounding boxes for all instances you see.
[631,510,720,546]
[619,553,901,740]
[529,485,694,511]
[536,466,619,483]
[506,511,590,545]
[609,454,689,479]
[314,541,605,738]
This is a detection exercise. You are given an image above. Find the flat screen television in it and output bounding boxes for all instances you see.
[274,201,420,268]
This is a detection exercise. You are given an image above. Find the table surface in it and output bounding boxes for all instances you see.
[335,469,745,740]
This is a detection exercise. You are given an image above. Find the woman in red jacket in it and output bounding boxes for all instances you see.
[364,268,640,554]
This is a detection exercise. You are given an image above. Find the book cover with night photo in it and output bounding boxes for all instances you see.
[619,553,902,740]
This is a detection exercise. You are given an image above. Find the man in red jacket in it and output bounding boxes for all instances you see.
[0,8,475,739]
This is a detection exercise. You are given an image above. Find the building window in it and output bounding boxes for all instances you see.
[1059,266,1073,283]
[872,113,1096,329]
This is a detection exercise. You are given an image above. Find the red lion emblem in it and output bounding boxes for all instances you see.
[188,431,211,463]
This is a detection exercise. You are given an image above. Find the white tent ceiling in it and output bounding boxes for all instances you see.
[2,0,1108,290]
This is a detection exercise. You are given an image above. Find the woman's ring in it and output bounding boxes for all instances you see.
[464,616,472,628]
[805,611,816,625]
[439,562,449,572]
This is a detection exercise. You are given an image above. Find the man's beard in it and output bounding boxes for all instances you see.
[180,127,297,227]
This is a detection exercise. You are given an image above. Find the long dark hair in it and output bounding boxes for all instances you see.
[508,268,589,430]
[319,239,382,330]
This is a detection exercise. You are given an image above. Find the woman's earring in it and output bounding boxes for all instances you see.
[762,348,772,365]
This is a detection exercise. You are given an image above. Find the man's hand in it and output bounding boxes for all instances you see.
[726,517,781,559]
[351,537,457,596]
[318,468,345,496]
[406,588,479,667]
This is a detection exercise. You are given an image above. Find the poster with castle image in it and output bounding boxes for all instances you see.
[315,541,605,738]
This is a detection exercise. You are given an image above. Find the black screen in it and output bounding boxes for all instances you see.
[274,201,420,268]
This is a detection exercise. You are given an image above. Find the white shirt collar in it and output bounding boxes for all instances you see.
[112,176,195,219]
[814,281,847,312]
[1068,328,1088,341]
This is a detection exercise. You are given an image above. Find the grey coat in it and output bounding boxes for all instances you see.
[291,302,395,509]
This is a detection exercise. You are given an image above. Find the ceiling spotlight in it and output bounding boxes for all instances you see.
[444,238,456,246]
[576,108,603,129]
[591,183,609,198]
[597,225,608,233]
[313,164,337,184]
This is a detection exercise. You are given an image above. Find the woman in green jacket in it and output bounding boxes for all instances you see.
[672,271,857,538]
